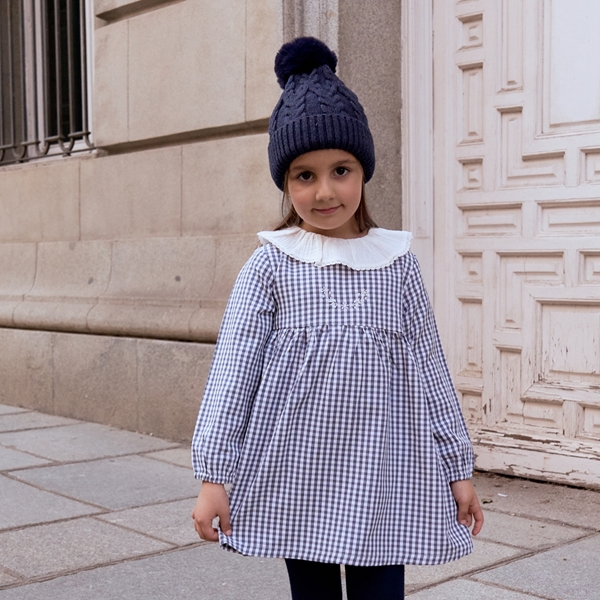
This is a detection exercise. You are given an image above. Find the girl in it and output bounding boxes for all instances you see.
[191,37,483,600]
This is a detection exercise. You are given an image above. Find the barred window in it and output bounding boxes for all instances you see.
[0,0,93,165]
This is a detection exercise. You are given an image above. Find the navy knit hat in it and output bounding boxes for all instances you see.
[268,37,375,191]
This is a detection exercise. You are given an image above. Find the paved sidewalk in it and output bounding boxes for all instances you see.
[1,403,599,599]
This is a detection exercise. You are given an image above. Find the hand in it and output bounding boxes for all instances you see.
[450,479,484,536]
[191,482,232,541]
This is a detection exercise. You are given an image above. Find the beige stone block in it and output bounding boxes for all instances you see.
[87,236,216,339]
[128,0,245,140]
[89,303,204,340]
[95,0,124,14]
[137,339,214,441]
[52,332,138,429]
[94,20,128,146]
[0,243,37,296]
[26,241,112,298]
[0,329,54,413]
[95,0,139,17]
[245,0,282,121]
[13,241,112,331]
[186,307,225,342]
[0,243,36,326]
[108,237,215,298]
[13,300,92,333]
[210,234,259,299]
[182,134,281,236]
[80,147,182,239]
[0,161,80,242]
[188,234,258,341]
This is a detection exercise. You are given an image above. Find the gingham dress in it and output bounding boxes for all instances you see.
[192,226,474,566]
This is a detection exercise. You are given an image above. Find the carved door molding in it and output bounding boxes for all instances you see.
[404,0,600,488]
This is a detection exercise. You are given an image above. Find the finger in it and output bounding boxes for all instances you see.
[199,520,220,542]
[193,518,206,540]
[192,511,219,542]
[191,511,208,540]
[219,507,232,537]
[195,522,207,540]
[470,503,484,536]
[456,499,472,527]
[459,511,472,528]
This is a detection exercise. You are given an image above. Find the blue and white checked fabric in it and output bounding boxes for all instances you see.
[192,229,474,566]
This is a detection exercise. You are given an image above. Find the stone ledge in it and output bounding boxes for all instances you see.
[95,0,177,22]
[1,234,258,343]
[0,328,214,441]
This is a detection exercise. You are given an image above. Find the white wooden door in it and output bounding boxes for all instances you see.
[424,0,600,488]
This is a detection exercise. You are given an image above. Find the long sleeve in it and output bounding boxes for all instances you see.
[401,253,474,483]
[191,247,276,483]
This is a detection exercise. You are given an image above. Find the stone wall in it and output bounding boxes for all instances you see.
[0,0,282,441]
[0,0,402,442]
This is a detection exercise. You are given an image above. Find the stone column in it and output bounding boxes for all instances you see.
[282,0,339,51]
[281,0,403,229]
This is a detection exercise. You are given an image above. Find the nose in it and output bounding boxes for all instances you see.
[315,177,334,202]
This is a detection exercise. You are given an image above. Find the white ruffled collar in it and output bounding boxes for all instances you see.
[257,226,412,271]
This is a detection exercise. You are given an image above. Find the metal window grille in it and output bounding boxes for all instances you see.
[0,0,93,165]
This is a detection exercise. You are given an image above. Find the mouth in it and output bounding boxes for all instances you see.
[314,206,340,215]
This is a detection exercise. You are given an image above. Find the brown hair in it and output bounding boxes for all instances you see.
[274,175,378,232]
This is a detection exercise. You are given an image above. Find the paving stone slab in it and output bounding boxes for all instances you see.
[0,422,176,462]
[142,447,192,469]
[473,533,600,600]
[0,476,100,531]
[0,446,51,471]
[477,510,588,549]
[0,405,28,415]
[0,570,21,588]
[408,579,542,599]
[0,411,79,433]
[12,455,201,510]
[0,545,291,600]
[96,498,200,546]
[405,539,522,592]
[473,472,600,530]
[0,517,172,579]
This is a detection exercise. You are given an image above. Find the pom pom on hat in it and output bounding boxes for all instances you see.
[274,37,338,88]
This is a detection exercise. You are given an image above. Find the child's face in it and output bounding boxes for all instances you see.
[287,149,364,239]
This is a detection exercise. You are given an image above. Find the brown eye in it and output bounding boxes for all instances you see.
[335,167,349,176]
[298,171,313,181]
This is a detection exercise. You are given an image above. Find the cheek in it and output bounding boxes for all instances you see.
[343,180,363,204]
[289,197,308,219]
[288,187,310,210]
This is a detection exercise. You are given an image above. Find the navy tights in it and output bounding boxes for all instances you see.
[285,559,405,600]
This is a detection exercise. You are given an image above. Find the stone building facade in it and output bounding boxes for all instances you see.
[3,0,600,490]
[0,0,402,442]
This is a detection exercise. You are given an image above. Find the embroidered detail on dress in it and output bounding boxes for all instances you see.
[321,286,368,310]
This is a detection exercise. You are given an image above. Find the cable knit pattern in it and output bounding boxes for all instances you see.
[268,38,375,190]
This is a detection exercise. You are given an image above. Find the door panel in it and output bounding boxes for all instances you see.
[432,0,600,488]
